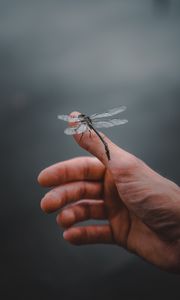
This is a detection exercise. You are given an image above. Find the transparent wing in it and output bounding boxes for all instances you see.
[64,124,88,135]
[92,118,128,128]
[90,106,126,120]
[58,115,80,122]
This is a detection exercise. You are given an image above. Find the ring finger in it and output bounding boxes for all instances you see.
[57,199,107,228]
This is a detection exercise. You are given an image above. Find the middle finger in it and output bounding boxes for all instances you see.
[40,181,103,213]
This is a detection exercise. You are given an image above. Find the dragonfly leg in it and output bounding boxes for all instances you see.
[79,133,84,142]
[74,124,81,134]
[89,129,92,138]
[104,143,110,160]
[101,138,110,160]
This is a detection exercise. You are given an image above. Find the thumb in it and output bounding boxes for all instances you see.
[69,111,133,171]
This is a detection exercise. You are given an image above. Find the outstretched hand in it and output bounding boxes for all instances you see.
[38,112,180,273]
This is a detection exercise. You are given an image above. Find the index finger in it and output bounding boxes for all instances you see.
[37,156,105,187]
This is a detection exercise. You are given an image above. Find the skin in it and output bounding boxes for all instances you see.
[38,112,180,273]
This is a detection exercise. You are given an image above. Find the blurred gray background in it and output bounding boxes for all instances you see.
[1,0,180,299]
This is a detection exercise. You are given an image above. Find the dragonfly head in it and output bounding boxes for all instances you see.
[78,113,86,120]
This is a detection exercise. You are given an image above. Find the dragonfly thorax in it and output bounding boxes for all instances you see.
[78,114,92,124]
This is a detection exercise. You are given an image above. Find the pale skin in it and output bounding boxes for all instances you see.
[38,112,180,273]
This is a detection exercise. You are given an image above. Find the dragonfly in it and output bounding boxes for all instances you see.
[58,106,128,160]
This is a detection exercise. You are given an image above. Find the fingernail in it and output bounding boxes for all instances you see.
[63,230,69,240]
[40,196,47,211]
[37,172,43,184]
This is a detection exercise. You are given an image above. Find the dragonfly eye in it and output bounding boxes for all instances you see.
[78,114,85,119]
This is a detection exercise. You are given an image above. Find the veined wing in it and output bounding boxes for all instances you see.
[64,123,88,135]
[92,118,128,128]
[90,106,126,120]
[58,115,80,122]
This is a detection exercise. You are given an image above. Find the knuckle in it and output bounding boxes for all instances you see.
[60,187,68,206]
[124,153,141,170]
[111,153,141,179]
[79,181,87,199]
[98,148,107,162]
[84,203,90,219]
[59,208,76,227]
[83,158,90,179]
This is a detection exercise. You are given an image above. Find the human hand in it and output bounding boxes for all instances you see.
[38,112,180,273]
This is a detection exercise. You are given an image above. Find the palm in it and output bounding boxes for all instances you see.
[102,168,178,271]
[102,168,131,246]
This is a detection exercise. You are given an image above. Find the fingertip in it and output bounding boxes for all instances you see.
[37,168,60,187]
[69,111,80,117]
[63,228,82,245]
[37,171,43,185]
[63,229,70,240]
[40,196,47,213]
[57,210,75,228]
[37,169,50,187]
[40,193,58,213]
[68,111,81,127]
